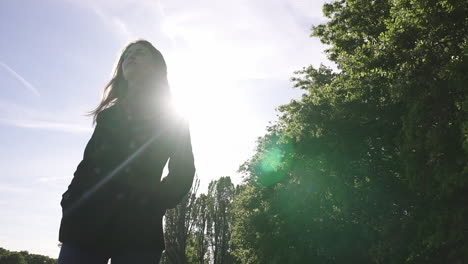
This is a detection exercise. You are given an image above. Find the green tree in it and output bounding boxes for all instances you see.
[19,250,56,264]
[0,248,56,264]
[162,178,200,264]
[232,0,467,263]
[161,176,239,264]
[0,252,27,264]
[206,177,236,264]
[191,193,210,264]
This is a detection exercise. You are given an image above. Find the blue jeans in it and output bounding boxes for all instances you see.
[57,243,162,264]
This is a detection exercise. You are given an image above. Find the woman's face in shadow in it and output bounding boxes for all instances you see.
[121,43,156,84]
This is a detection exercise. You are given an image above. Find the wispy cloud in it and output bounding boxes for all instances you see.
[67,0,331,81]
[86,2,135,41]
[37,176,68,183]
[65,0,167,42]
[0,61,40,96]
[0,100,92,133]
[0,118,92,133]
[0,183,31,194]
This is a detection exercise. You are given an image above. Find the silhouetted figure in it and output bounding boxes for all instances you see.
[57,39,196,264]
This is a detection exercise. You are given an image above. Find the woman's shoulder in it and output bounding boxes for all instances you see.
[164,113,191,140]
[96,104,120,124]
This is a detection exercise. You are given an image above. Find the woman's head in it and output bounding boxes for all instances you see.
[121,41,167,91]
[88,39,171,124]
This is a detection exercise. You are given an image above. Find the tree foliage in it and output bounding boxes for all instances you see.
[232,0,468,263]
[207,177,236,264]
[162,177,239,264]
[0,248,56,264]
[162,179,200,264]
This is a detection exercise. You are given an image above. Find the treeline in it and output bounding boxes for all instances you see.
[162,0,468,263]
[0,248,56,264]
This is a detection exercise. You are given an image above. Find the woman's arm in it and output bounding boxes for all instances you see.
[61,109,110,209]
[159,118,196,209]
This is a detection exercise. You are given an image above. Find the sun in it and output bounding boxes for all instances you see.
[170,91,194,121]
[167,64,213,123]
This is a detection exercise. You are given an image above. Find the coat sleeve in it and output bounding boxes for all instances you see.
[62,110,108,206]
[82,115,104,160]
[158,118,196,209]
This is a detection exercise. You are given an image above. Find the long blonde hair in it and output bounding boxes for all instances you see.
[86,39,171,125]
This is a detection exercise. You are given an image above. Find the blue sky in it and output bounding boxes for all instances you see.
[0,0,332,257]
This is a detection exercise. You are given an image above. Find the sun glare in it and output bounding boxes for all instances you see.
[170,91,194,121]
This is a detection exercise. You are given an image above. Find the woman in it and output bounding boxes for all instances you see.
[57,39,196,264]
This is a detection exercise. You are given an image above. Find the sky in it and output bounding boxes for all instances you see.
[0,0,332,258]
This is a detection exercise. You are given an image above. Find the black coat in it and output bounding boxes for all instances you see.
[58,103,196,253]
